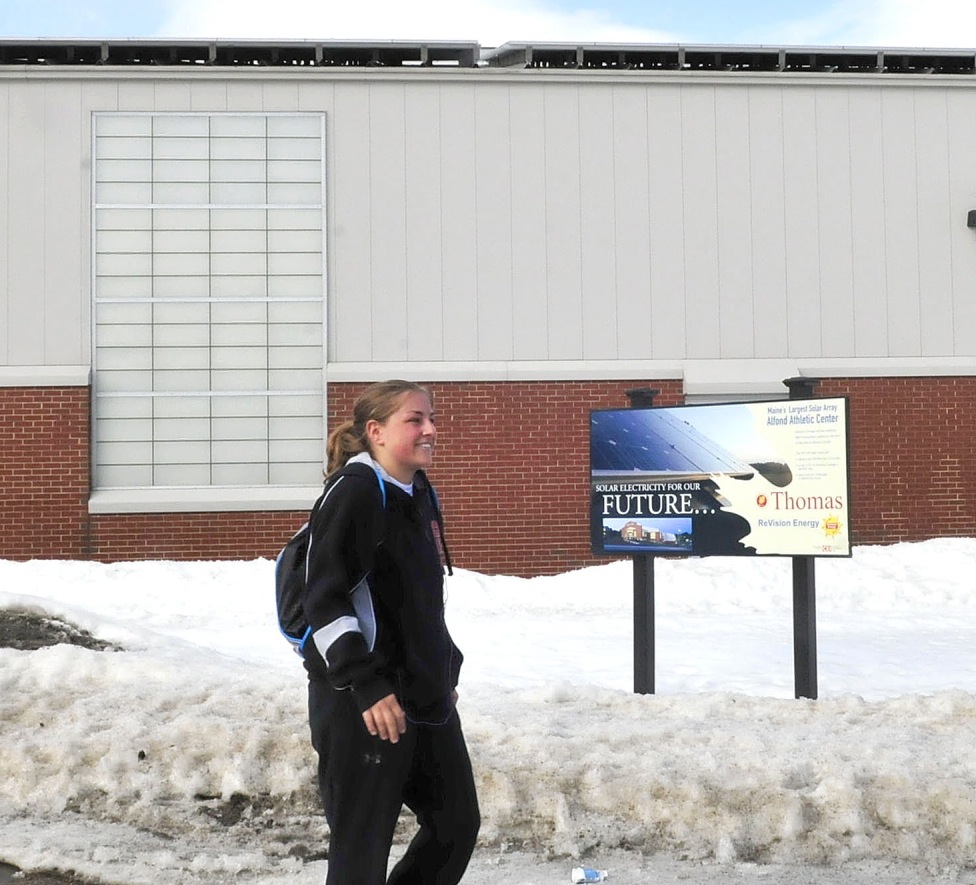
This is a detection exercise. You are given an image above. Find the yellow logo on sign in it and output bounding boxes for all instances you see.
[822,515,843,537]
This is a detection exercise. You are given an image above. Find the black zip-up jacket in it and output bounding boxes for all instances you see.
[302,461,461,721]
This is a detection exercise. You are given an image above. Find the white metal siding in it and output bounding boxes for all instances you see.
[645,87,684,361]
[4,83,44,365]
[405,83,445,361]
[579,85,616,360]
[330,82,373,361]
[3,70,976,379]
[0,82,7,368]
[948,90,976,353]
[3,82,89,366]
[476,84,514,361]
[438,83,479,361]
[509,85,547,360]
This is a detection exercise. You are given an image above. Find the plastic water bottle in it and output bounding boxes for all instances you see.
[571,867,608,883]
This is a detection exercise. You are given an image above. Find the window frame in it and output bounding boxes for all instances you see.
[89,111,328,513]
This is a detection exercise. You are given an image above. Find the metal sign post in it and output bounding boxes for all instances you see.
[625,387,659,695]
[784,376,820,699]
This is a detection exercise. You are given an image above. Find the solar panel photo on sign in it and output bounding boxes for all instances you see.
[590,409,755,481]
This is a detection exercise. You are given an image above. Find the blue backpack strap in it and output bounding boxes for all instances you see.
[373,465,387,507]
[334,460,386,508]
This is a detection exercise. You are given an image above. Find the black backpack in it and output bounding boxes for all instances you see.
[275,463,386,658]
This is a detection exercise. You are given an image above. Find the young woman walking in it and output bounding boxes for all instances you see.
[303,379,480,884]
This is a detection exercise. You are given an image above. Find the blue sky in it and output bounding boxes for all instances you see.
[2,0,975,49]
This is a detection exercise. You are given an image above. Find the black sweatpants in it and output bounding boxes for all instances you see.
[308,678,480,885]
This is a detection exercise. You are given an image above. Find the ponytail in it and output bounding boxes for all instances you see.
[325,419,368,475]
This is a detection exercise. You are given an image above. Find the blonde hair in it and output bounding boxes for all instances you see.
[326,380,432,476]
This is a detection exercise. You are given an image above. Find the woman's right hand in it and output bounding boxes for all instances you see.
[362,693,407,743]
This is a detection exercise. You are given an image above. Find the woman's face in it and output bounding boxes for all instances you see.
[367,391,436,483]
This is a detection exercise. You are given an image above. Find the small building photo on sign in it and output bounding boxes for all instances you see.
[590,398,851,558]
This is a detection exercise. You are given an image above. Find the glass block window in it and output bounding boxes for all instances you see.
[92,113,325,490]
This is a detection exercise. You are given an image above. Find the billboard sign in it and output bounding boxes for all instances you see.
[590,397,851,557]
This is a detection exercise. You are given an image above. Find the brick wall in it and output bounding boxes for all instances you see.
[85,511,309,561]
[0,386,90,558]
[0,385,307,563]
[817,377,976,546]
[2,378,975,574]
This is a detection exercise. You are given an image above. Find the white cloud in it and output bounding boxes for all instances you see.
[153,0,976,52]
[869,0,976,47]
[773,0,976,49]
[156,0,675,48]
